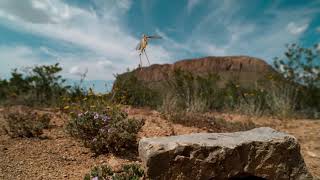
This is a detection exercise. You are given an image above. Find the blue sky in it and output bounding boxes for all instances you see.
[0,0,319,91]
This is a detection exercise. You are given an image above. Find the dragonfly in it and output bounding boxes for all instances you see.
[136,34,162,67]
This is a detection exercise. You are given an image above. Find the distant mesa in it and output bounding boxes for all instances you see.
[115,56,278,89]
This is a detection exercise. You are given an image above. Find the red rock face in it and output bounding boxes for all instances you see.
[175,56,272,73]
[131,56,276,87]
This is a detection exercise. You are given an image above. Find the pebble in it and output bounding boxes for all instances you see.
[62,155,76,161]
[81,151,88,154]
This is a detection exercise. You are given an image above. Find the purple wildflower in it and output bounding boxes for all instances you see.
[93,112,99,120]
[100,125,109,133]
[92,177,98,180]
[108,128,115,133]
[99,128,105,133]
[101,115,110,122]
[99,125,108,133]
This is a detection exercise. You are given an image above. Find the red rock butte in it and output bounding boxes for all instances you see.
[128,56,277,88]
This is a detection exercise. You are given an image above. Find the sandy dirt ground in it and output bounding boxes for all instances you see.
[0,107,319,179]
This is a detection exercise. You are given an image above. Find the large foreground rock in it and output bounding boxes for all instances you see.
[139,127,313,180]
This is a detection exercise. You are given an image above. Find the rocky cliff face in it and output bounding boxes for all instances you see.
[125,56,276,88]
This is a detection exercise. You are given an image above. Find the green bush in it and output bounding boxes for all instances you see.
[273,43,320,117]
[84,164,144,180]
[2,107,51,138]
[235,88,269,116]
[60,87,112,114]
[222,81,241,109]
[0,63,70,106]
[112,72,161,107]
[161,69,267,116]
[83,165,113,180]
[66,106,144,155]
[161,69,223,113]
[0,78,9,101]
[263,80,299,118]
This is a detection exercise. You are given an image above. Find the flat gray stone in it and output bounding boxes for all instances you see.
[139,127,313,180]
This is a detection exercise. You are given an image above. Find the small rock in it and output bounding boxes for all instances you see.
[62,155,76,161]
[307,151,319,158]
[81,151,89,154]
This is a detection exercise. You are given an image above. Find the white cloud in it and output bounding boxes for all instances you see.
[287,22,309,35]
[0,0,71,23]
[39,46,61,58]
[185,1,316,61]
[97,60,113,69]
[155,29,192,52]
[112,0,132,11]
[0,1,132,58]
[0,0,174,80]
[187,0,201,13]
[316,43,320,51]
[69,66,85,76]
[66,60,115,80]
[0,46,50,78]
[200,44,227,56]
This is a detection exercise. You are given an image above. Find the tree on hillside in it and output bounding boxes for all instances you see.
[274,43,320,87]
[27,63,67,103]
[273,43,320,113]
[0,63,70,106]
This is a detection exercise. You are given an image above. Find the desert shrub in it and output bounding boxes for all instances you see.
[0,63,70,106]
[159,66,317,118]
[84,164,144,180]
[160,69,271,117]
[66,105,144,155]
[222,81,242,109]
[273,43,320,117]
[274,43,320,87]
[2,107,51,138]
[236,88,269,116]
[161,69,222,113]
[83,165,113,180]
[0,79,11,104]
[263,80,299,118]
[112,72,161,107]
[60,87,111,114]
[62,70,90,105]
[26,63,69,105]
